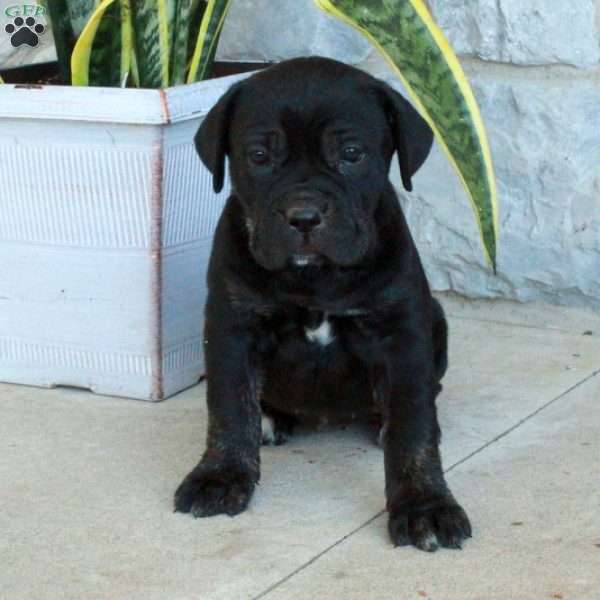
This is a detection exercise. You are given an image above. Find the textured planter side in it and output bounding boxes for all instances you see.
[0,73,248,400]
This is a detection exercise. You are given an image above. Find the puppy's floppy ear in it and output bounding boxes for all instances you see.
[378,83,434,192]
[194,82,242,193]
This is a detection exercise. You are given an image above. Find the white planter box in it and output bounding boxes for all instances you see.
[0,72,249,400]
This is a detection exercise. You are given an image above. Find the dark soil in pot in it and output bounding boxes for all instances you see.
[0,60,269,86]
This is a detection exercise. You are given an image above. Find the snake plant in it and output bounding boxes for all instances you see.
[45,0,232,88]
[314,0,499,270]
[39,0,498,268]
[44,0,122,86]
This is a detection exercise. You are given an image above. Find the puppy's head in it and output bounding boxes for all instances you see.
[196,57,433,271]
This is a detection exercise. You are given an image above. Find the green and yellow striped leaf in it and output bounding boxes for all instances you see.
[88,0,124,87]
[130,0,175,88]
[186,0,207,67]
[71,0,119,86]
[170,0,194,85]
[70,0,132,87]
[187,0,233,83]
[64,0,97,37]
[314,0,499,269]
[119,0,134,87]
[66,0,226,88]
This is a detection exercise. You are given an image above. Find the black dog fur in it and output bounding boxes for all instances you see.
[174,57,471,552]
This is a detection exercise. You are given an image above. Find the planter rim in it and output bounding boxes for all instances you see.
[0,71,253,125]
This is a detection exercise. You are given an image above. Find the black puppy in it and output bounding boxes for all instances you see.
[175,57,471,552]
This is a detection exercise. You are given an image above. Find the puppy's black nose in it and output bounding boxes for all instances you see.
[286,207,322,233]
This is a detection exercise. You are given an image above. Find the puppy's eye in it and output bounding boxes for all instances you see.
[248,148,270,166]
[341,146,364,163]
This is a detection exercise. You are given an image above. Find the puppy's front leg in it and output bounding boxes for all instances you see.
[379,327,471,551]
[174,324,261,518]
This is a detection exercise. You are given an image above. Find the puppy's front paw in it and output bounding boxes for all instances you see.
[388,498,471,552]
[174,461,257,518]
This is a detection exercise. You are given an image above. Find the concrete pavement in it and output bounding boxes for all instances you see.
[1,295,599,599]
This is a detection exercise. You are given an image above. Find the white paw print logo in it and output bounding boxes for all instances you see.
[5,15,46,48]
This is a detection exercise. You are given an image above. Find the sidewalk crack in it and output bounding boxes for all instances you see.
[254,368,599,599]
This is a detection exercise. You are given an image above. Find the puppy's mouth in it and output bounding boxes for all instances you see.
[290,253,323,268]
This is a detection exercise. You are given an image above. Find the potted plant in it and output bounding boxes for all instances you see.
[0,0,497,401]
[0,0,245,401]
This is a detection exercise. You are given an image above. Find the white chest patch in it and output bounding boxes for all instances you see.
[305,317,334,346]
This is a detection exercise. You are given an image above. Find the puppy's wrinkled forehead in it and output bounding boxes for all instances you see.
[231,58,387,136]
[195,56,433,195]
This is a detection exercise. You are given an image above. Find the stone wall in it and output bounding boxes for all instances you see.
[217,0,600,310]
